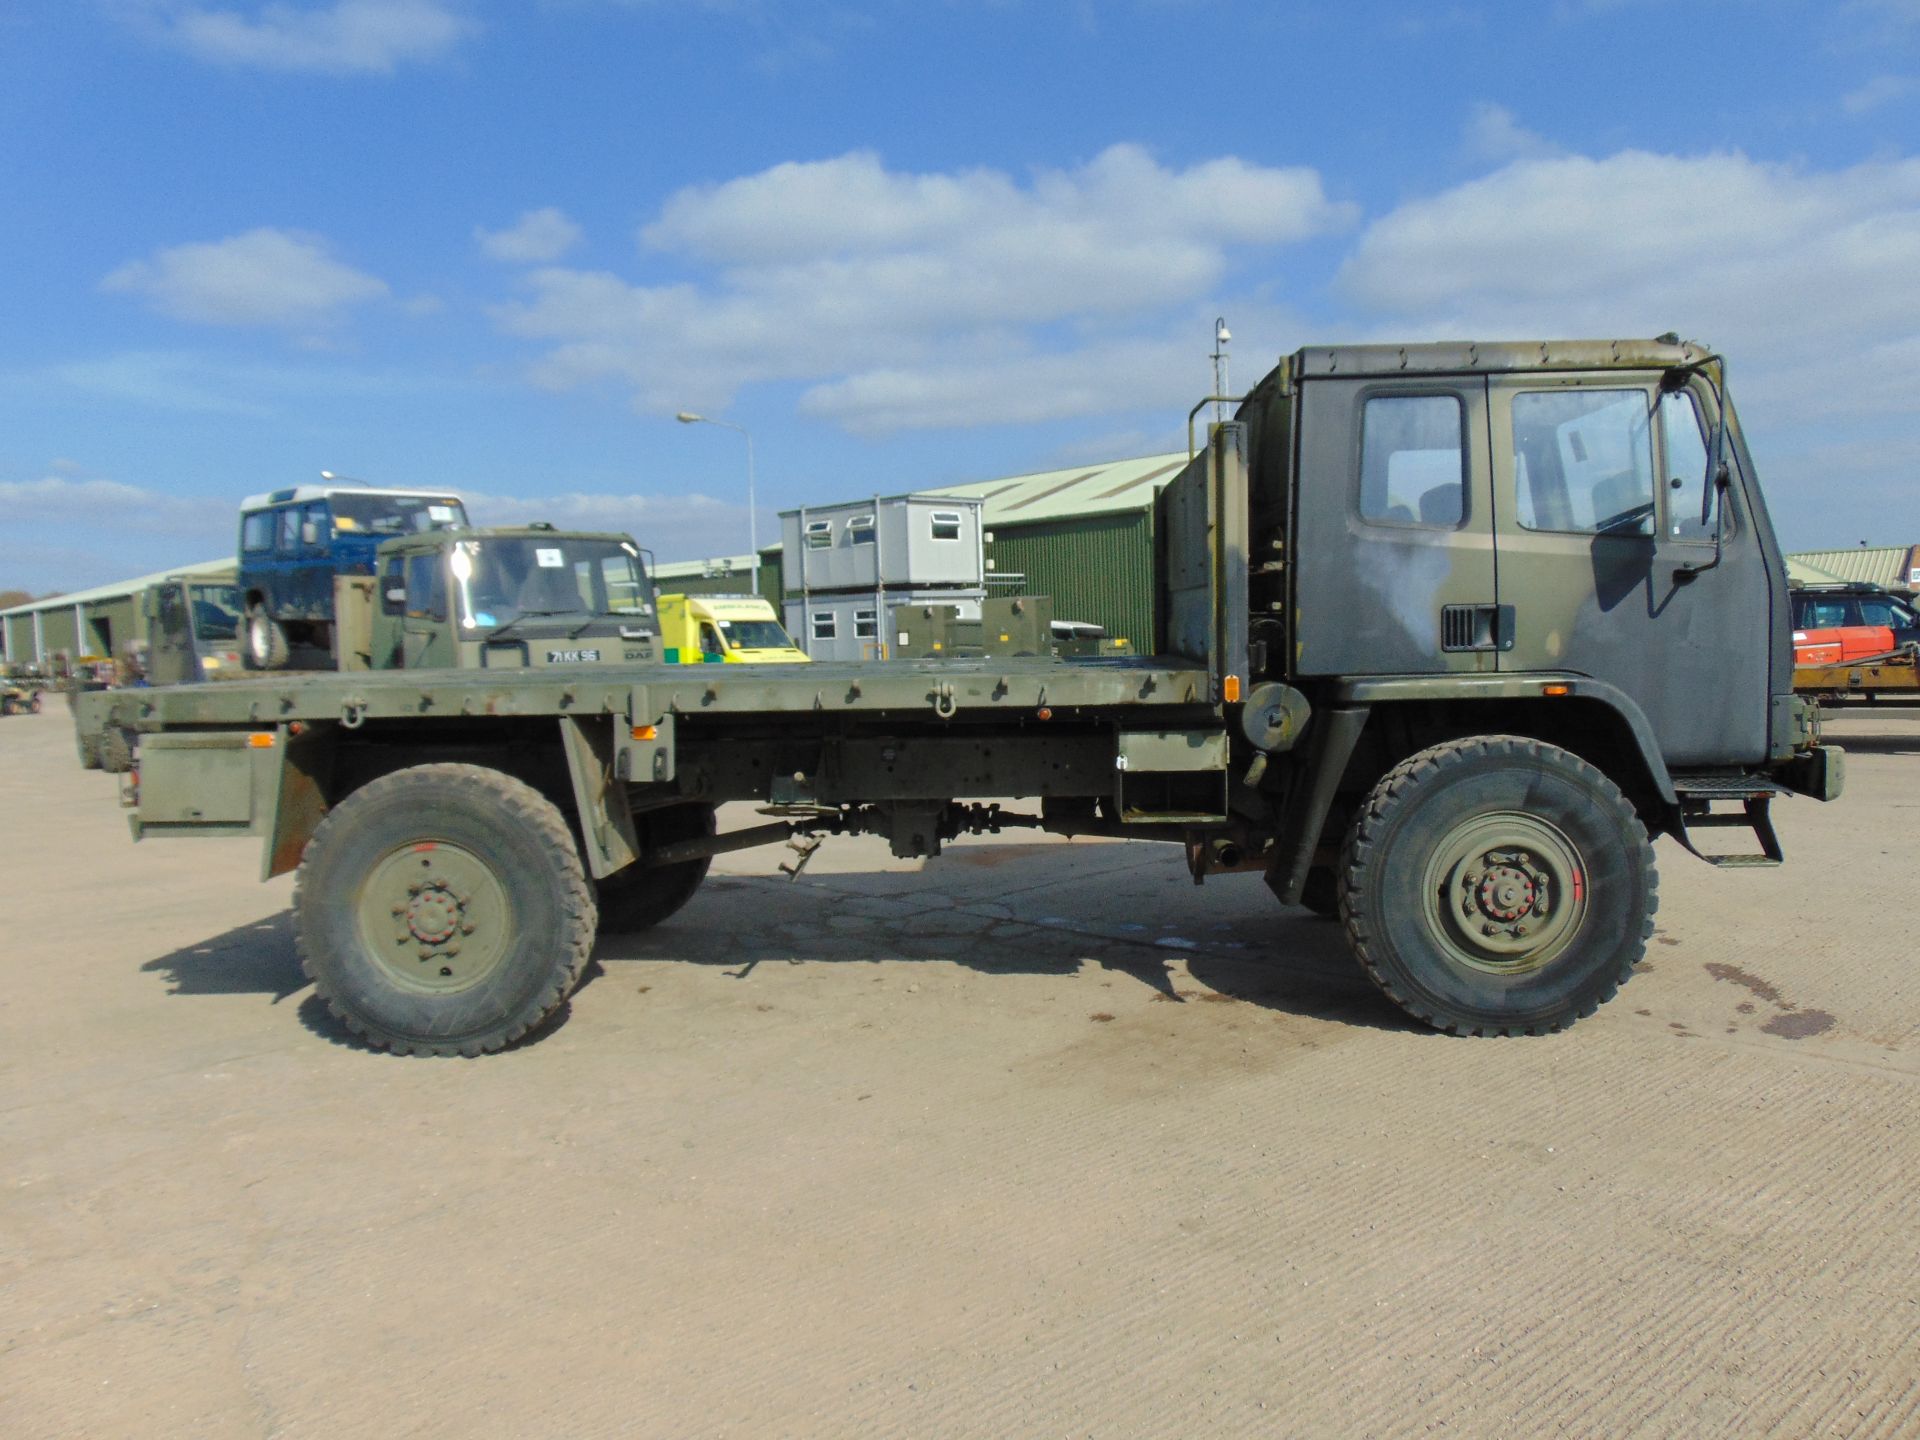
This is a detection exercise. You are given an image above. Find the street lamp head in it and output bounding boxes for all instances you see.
[675,411,703,424]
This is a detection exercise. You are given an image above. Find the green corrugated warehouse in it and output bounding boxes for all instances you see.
[1,558,235,669]
[926,453,1188,647]
[1786,546,1920,593]
[657,452,1190,649]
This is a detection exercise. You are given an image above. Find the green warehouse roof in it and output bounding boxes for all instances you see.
[1786,546,1920,591]
[0,557,236,620]
[929,452,1189,525]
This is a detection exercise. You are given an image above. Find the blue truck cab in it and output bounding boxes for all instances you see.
[238,485,468,668]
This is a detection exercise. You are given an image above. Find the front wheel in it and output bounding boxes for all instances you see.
[294,764,598,1056]
[242,605,290,670]
[1340,736,1655,1036]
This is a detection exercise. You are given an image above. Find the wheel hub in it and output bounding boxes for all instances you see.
[1425,815,1588,976]
[356,842,511,993]
[403,883,464,945]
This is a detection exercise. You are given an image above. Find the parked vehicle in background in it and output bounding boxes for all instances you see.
[0,681,44,716]
[1792,583,1920,704]
[657,593,810,664]
[143,578,244,687]
[1790,583,1920,648]
[368,525,659,672]
[238,485,468,669]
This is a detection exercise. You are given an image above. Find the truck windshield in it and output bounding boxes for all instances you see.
[190,584,241,641]
[451,537,653,630]
[718,619,792,650]
[332,494,468,537]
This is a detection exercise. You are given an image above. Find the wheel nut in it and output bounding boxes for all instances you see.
[1512,924,1529,938]
[460,922,476,935]
[1482,923,1500,937]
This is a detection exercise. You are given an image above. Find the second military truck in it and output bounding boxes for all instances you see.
[79,337,1841,1056]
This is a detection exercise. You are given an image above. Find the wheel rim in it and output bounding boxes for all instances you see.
[247,611,273,663]
[354,841,515,993]
[1420,810,1590,977]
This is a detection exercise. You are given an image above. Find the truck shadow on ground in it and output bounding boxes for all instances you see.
[136,871,1417,1053]
[589,871,1418,1036]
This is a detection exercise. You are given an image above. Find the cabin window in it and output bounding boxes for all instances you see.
[810,611,837,640]
[804,520,833,550]
[854,609,878,639]
[241,512,275,553]
[1512,389,1655,536]
[1359,395,1464,528]
[848,515,876,545]
[930,511,963,542]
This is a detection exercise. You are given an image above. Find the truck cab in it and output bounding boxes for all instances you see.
[655,593,809,664]
[369,525,659,671]
[238,486,468,668]
[143,577,244,686]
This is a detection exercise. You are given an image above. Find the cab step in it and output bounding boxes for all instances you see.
[1672,775,1785,868]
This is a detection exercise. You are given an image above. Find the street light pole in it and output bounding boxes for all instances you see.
[676,412,759,599]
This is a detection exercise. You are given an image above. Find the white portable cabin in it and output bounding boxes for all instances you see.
[780,494,985,595]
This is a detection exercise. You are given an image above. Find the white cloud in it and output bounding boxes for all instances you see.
[1843,74,1917,114]
[462,488,760,563]
[493,145,1353,429]
[1337,149,1920,366]
[476,207,584,263]
[798,337,1199,435]
[0,474,231,537]
[1462,103,1560,164]
[101,228,389,329]
[151,0,475,75]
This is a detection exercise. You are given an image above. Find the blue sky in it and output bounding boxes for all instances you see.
[3,0,1919,592]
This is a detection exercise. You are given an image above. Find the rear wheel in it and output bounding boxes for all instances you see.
[294,763,597,1056]
[1340,735,1655,1036]
[242,605,290,670]
[99,728,134,774]
[596,803,716,933]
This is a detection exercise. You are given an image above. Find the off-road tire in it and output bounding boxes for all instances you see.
[294,763,597,1056]
[76,730,103,770]
[596,803,716,933]
[99,727,135,775]
[1339,735,1655,1036]
[29,691,43,714]
[242,605,290,671]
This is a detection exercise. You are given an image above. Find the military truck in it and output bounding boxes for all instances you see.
[359,525,658,672]
[76,338,1841,1057]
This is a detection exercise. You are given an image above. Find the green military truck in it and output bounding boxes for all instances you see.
[76,338,1841,1056]
[83,525,660,770]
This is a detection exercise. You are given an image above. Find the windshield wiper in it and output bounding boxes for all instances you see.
[483,609,573,641]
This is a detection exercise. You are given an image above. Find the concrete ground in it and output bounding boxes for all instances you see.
[1,703,1915,1438]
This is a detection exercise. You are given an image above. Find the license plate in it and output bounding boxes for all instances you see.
[546,648,602,664]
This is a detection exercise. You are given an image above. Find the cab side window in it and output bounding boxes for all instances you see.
[241,512,274,553]
[1660,391,1714,541]
[404,553,445,621]
[275,507,302,554]
[1512,389,1655,536]
[1360,395,1464,528]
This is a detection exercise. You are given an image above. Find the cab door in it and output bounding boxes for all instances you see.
[1293,375,1498,675]
[1488,372,1771,765]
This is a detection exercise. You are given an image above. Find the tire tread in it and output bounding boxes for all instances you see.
[1339,734,1658,1037]
[293,763,596,1057]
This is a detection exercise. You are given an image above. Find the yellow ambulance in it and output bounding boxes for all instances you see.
[656,594,810,664]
